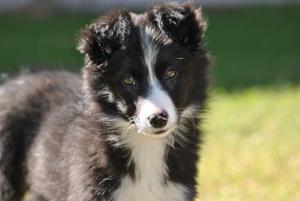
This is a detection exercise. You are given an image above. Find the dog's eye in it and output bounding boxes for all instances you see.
[164,68,177,79]
[122,74,136,86]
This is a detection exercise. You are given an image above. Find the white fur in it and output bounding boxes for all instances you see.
[140,25,171,84]
[113,132,187,201]
[140,26,160,84]
[136,86,178,134]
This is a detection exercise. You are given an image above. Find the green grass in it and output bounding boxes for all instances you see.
[0,6,300,89]
[0,14,92,73]
[1,6,300,201]
[206,6,300,89]
[197,87,300,201]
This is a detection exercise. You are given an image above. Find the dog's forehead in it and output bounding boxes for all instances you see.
[129,12,145,26]
[129,12,172,49]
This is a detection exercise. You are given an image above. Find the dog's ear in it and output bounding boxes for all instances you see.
[77,10,132,65]
[149,3,207,50]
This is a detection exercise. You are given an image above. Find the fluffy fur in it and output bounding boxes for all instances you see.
[0,2,210,201]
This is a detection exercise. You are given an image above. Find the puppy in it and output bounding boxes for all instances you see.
[0,2,210,201]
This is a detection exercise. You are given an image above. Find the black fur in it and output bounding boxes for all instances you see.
[149,2,207,50]
[78,10,133,65]
[0,2,210,201]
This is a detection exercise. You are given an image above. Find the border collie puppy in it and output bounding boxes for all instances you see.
[0,2,210,201]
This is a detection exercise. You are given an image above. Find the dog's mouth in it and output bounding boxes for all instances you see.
[154,130,167,134]
[136,126,176,138]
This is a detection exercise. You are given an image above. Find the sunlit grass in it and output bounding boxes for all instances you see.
[197,87,300,201]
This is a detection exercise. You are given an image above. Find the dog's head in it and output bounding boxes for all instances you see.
[78,2,210,138]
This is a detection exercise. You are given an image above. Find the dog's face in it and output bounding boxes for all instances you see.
[79,3,209,137]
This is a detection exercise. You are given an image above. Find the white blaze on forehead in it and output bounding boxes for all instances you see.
[140,26,159,83]
[140,25,171,84]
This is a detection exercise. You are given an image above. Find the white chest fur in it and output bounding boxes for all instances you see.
[112,135,187,201]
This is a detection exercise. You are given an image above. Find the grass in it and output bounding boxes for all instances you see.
[0,14,91,73]
[0,6,300,89]
[206,6,300,89]
[1,5,300,201]
[197,87,300,201]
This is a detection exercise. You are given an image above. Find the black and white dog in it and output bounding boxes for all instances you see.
[0,2,210,201]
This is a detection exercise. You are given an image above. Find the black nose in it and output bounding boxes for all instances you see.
[148,111,168,129]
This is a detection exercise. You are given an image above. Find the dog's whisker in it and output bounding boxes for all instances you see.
[122,124,135,138]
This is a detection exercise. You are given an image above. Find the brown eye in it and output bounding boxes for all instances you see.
[123,74,136,86]
[164,68,177,79]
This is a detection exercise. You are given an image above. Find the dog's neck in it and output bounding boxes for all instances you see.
[127,133,169,180]
[112,131,187,201]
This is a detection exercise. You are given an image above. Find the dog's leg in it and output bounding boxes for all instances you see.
[0,96,31,201]
[0,80,45,201]
[0,121,27,201]
[0,174,20,201]
[23,192,48,201]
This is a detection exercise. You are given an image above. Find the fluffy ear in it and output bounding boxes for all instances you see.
[149,2,207,50]
[77,10,132,65]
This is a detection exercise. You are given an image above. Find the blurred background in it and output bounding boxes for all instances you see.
[0,0,300,200]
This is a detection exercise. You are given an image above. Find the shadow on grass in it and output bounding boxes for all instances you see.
[0,6,299,90]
